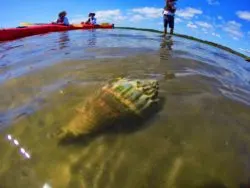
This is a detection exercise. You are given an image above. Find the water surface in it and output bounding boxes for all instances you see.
[0,29,250,188]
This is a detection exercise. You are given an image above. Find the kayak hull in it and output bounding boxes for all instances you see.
[0,24,114,42]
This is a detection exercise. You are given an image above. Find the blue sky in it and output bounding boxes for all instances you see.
[1,0,250,56]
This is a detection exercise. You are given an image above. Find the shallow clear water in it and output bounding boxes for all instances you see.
[0,29,250,188]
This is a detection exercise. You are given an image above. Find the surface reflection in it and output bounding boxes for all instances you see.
[43,183,52,188]
[159,35,174,60]
[160,35,174,50]
[6,134,31,159]
[58,31,70,49]
[87,30,97,47]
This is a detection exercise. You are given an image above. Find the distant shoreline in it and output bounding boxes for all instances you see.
[115,26,250,62]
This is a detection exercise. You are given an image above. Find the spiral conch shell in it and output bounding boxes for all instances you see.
[57,78,159,142]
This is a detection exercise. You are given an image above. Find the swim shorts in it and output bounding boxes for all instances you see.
[163,15,174,29]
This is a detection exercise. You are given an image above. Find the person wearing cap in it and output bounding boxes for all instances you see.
[55,11,70,26]
[86,13,97,25]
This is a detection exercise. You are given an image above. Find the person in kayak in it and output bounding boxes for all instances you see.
[54,11,70,26]
[163,0,177,35]
[85,13,97,25]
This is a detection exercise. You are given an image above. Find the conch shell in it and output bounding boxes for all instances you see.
[57,78,159,142]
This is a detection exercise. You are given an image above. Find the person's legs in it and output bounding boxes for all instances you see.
[170,28,173,35]
[168,15,175,35]
[163,16,168,35]
[164,27,167,35]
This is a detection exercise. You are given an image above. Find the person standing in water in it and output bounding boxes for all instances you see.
[163,0,177,35]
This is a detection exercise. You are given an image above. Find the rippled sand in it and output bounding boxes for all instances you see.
[0,30,250,188]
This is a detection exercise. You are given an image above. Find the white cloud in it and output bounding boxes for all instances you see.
[233,37,239,40]
[70,7,166,25]
[223,21,244,38]
[70,14,88,23]
[176,7,202,19]
[129,14,145,22]
[207,0,220,5]
[96,9,126,22]
[70,9,126,24]
[196,21,212,28]
[187,22,198,29]
[212,32,221,38]
[175,18,183,23]
[236,11,250,21]
[218,16,223,20]
[203,15,212,20]
[130,7,162,18]
[71,17,88,24]
[239,48,250,53]
[202,28,208,34]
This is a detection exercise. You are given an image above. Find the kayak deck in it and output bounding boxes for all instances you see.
[0,24,115,42]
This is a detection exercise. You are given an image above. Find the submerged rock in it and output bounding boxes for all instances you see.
[56,78,160,142]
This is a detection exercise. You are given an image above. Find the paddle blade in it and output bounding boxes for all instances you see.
[20,22,32,26]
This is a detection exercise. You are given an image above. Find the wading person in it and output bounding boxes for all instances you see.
[163,0,177,36]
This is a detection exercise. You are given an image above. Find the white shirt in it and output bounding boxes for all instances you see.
[163,9,175,16]
[163,2,176,16]
[90,17,97,25]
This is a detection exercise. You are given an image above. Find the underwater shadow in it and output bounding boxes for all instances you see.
[240,181,250,188]
[105,96,166,134]
[196,180,250,188]
[196,180,227,188]
[58,96,166,146]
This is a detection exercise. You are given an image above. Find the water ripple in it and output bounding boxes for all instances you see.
[0,28,250,109]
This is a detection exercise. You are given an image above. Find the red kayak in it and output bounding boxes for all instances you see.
[0,23,114,42]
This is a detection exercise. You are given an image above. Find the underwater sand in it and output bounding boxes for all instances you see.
[0,29,250,188]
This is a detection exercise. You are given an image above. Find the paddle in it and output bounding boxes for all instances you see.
[20,22,77,27]
[19,22,48,26]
